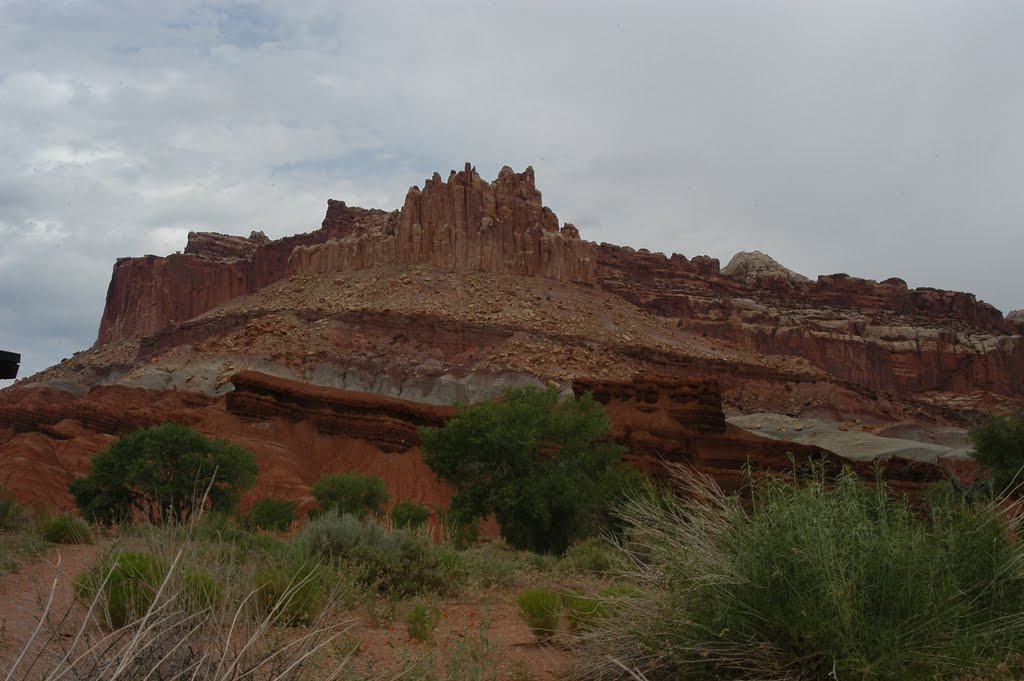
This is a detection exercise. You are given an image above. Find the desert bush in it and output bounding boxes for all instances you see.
[391,500,431,528]
[405,598,441,641]
[253,558,336,626]
[517,588,562,642]
[570,463,1024,681]
[294,510,458,596]
[73,550,224,630]
[311,472,389,517]
[244,496,298,532]
[970,411,1024,493]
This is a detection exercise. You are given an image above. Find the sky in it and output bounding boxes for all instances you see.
[2,0,1022,385]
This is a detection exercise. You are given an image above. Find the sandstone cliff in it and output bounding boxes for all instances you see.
[72,162,1023,414]
[96,204,383,344]
[288,163,597,284]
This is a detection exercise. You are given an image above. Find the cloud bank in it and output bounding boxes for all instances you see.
[2,0,1022,385]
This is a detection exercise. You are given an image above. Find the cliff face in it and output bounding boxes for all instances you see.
[594,244,1024,397]
[86,162,1023,406]
[288,163,597,284]
[0,371,955,510]
[96,204,381,344]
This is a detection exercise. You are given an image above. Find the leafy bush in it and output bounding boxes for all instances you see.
[70,422,258,524]
[970,411,1024,493]
[571,464,1024,681]
[422,386,643,554]
[405,598,441,641]
[74,551,221,630]
[391,500,431,528]
[311,472,389,517]
[38,513,93,544]
[254,559,335,626]
[294,511,457,596]
[517,588,562,642]
[243,497,298,532]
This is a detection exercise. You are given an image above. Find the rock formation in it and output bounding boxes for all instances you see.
[721,250,810,289]
[96,204,384,344]
[0,371,956,511]
[288,163,597,284]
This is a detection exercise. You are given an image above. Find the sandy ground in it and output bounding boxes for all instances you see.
[0,538,577,680]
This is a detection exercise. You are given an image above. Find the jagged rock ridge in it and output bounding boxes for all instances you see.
[288,163,597,283]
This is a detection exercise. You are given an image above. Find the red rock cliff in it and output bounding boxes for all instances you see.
[96,204,381,344]
[288,163,597,284]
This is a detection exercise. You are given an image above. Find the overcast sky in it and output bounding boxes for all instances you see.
[2,0,1022,385]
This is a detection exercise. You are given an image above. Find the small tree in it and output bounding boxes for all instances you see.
[970,412,1024,493]
[420,386,641,554]
[70,422,258,525]
[310,472,389,517]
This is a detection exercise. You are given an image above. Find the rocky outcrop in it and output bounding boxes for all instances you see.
[593,246,1024,398]
[96,204,382,344]
[289,164,597,284]
[722,251,810,289]
[574,376,955,493]
[0,371,958,512]
[226,371,453,452]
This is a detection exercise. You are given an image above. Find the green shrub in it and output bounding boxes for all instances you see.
[561,537,615,574]
[74,551,223,630]
[390,500,431,529]
[38,513,93,544]
[311,472,389,517]
[405,598,441,641]
[294,511,457,596]
[0,485,24,530]
[254,559,335,626]
[517,588,562,642]
[75,552,167,629]
[970,411,1024,493]
[573,464,1024,681]
[243,497,298,532]
[70,422,258,525]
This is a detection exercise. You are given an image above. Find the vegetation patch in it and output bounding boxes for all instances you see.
[571,463,1024,681]
[38,513,93,544]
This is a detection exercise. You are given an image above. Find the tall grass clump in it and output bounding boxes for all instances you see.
[572,463,1024,681]
[38,513,93,544]
[517,588,562,642]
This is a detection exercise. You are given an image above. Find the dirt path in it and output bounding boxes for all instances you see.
[0,541,106,657]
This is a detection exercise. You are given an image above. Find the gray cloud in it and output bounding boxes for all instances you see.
[2,0,1022,386]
